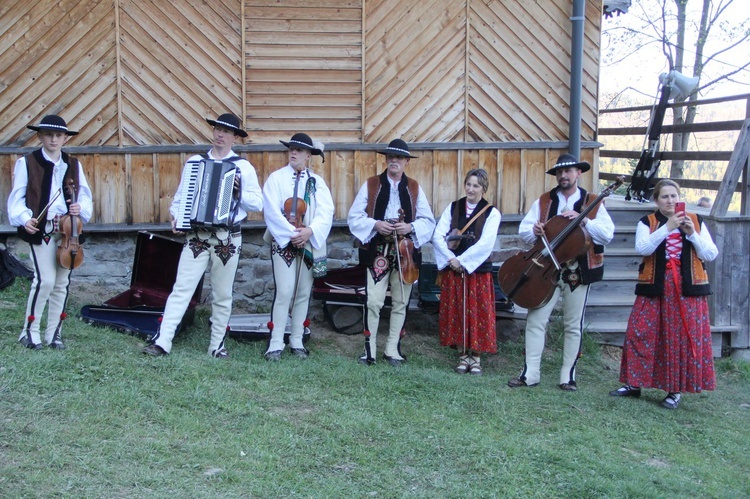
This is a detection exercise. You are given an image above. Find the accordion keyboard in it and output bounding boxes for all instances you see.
[174,160,202,231]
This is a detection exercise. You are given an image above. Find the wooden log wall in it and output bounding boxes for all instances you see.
[0,0,602,225]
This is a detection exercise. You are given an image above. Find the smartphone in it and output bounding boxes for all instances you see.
[675,202,686,214]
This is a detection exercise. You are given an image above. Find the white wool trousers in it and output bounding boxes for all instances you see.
[364,267,411,361]
[153,231,240,355]
[20,230,72,346]
[267,242,313,353]
[520,279,590,386]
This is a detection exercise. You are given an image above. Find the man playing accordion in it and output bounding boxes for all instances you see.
[142,113,262,358]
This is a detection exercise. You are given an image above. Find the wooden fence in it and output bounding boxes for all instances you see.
[598,93,750,214]
[598,93,750,353]
[0,144,599,226]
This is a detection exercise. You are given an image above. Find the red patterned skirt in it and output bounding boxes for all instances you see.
[438,270,497,354]
[619,261,715,393]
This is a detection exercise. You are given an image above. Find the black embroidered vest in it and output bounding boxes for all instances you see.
[448,197,494,273]
[18,149,81,245]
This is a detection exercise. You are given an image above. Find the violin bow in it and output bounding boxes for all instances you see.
[32,188,62,227]
[535,229,562,271]
[391,232,407,301]
[461,271,467,355]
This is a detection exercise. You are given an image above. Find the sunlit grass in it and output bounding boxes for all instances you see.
[1,278,748,497]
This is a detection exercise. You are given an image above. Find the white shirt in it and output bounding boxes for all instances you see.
[8,148,93,226]
[519,188,615,246]
[262,164,334,249]
[432,200,501,274]
[635,218,718,261]
[170,149,263,223]
[347,175,436,249]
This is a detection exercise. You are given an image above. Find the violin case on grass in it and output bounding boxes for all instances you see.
[226,314,308,344]
[80,231,203,340]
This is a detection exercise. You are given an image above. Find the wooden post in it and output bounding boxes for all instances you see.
[711,119,750,217]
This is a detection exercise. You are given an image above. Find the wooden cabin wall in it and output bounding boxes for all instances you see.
[0,0,601,225]
[0,148,596,224]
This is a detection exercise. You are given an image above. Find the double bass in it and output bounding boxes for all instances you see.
[56,178,85,270]
[497,177,624,310]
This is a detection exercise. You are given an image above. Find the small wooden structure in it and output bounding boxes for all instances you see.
[0,0,604,225]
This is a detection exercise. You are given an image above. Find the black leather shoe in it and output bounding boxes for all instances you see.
[609,385,641,398]
[383,354,404,367]
[19,336,42,350]
[660,392,681,409]
[559,381,577,392]
[142,344,168,356]
[49,341,66,350]
[290,348,309,359]
[358,354,375,366]
[212,348,229,359]
[507,377,538,388]
[264,350,282,362]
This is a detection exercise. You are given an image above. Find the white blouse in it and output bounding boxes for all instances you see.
[432,201,501,274]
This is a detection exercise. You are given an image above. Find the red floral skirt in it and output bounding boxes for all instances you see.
[619,262,715,393]
[438,270,497,354]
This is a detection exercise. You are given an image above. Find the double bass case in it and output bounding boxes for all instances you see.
[80,231,203,340]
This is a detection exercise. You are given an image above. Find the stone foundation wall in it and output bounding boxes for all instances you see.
[1,223,525,313]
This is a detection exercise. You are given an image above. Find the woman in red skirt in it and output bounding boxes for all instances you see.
[432,169,501,375]
[610,179,718,409]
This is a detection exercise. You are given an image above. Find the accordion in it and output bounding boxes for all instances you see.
[174,158,238,231]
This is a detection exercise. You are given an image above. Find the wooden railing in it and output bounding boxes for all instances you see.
[597,93,750,216]
[598,94,750,354]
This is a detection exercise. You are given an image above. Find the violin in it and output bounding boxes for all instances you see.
[497,177,624,309]
[445,228,475,251]
[284,170,307,228]
[56,179,85,269]
[395,209,419,284]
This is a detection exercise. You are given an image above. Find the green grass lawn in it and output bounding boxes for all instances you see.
[1,278,749,498]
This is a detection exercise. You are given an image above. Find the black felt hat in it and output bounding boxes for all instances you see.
[377,139,417,158]
[27,115,79,136]
[280,133,325,159]
[546,153,591,175]
[205,113,248,138]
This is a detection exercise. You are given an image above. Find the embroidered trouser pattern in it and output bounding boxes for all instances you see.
[20,232,72,346]
[267,242,313,353]
[152,231,240,355]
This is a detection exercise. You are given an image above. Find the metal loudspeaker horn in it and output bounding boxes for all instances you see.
[659,70,699,101]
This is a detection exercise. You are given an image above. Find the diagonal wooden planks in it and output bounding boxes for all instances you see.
[117,0,243,145]
[0,0,117,147]
[467,0,599,142]
[364,0,466,143]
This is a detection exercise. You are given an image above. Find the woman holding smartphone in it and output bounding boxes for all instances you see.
[609,179,718,409]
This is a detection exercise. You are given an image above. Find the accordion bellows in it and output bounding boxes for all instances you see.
[175,159,238,231]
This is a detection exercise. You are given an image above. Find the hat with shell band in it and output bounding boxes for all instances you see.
[280,133,325,160]
[545,153,591,175]
[377,138,417,159]
[27,115,79,136]
[205,113,248,138]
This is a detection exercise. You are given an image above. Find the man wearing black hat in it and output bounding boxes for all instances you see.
[348,139,436,366]
[8,115,93,350]
[262,133,334,361]
[143,113,262,358]
[507,153,614,390]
